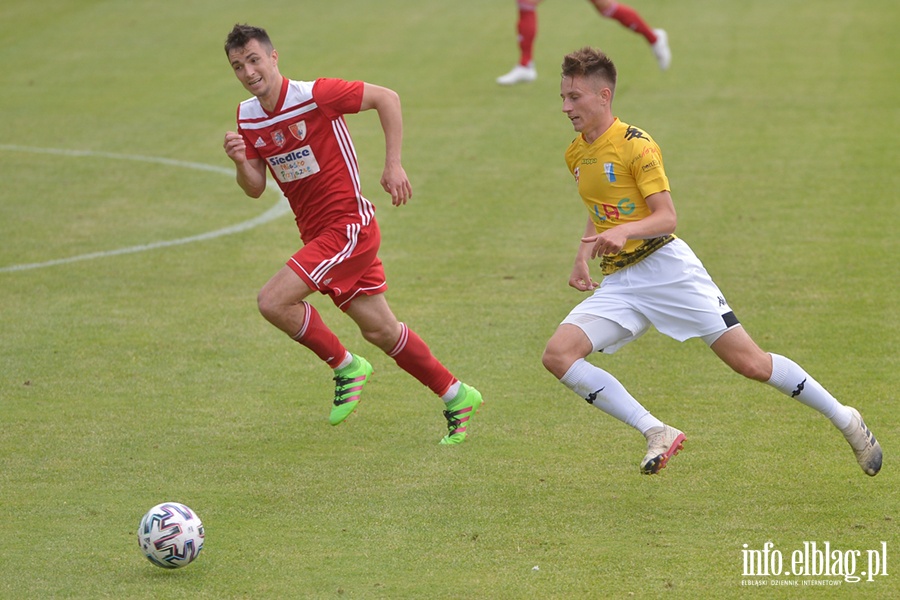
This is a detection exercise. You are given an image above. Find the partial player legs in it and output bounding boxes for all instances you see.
[543,321,685,474]
[514,1,538,67]
[346,294,483,443]
[258,269,483,441]
[767,353,882,476]
[258,267,377,424]
[346,295,456,394]
[711,326,881,475]
[496,1,539,85]
[590,0,671,70]
[498,0,671,84]
[259,267,350,369]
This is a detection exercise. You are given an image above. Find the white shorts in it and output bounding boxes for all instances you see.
[561,238,740,354]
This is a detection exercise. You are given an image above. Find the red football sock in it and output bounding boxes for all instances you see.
[517,3,537,66]
[600,2,657,44]
[291,302,347,369]
[388,323,457,397]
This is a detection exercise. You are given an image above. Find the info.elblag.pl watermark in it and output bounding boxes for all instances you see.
[741,541,888,586]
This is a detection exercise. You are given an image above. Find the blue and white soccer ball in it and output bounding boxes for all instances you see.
[137,502,204,569]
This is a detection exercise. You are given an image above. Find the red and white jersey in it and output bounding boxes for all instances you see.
[236,77,375,241]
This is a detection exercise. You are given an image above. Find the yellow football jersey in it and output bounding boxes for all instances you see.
[565,118,676,274]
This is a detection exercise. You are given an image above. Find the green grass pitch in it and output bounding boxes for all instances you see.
[1,0,898,597]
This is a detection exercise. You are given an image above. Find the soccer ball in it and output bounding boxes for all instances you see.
[137,502,204,569]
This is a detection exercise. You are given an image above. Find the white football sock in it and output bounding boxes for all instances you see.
[441,381,462,403]
[767,353,853,430]
[334,352,353,371]
[560,359,663,434]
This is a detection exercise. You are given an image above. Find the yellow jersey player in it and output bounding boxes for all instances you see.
[541,46,881,477]
[564,117,674,275]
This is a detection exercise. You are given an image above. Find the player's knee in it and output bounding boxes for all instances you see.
[256,288,282,322]
[362,324,398,352]
[361,328,386,348]
[541,344,570,379]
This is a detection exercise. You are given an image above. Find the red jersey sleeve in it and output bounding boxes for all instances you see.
[236,105,261,160]
[312,78,365,119]
[233,109,258,162]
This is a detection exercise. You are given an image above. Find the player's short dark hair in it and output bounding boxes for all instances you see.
[224,24,273,55]
[561,47,617,93]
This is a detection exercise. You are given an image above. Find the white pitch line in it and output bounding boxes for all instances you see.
[0,144,291,273]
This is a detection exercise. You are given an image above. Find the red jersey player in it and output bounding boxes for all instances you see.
[222,24,482,444]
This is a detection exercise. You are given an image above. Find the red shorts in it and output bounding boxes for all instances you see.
[287,220,387,311]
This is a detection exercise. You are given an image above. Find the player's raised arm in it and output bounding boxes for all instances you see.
[223,131,267,198]
[359,83,412,206]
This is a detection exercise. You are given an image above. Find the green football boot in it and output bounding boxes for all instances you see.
[330,355,373,426]
[439,384,483,445]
